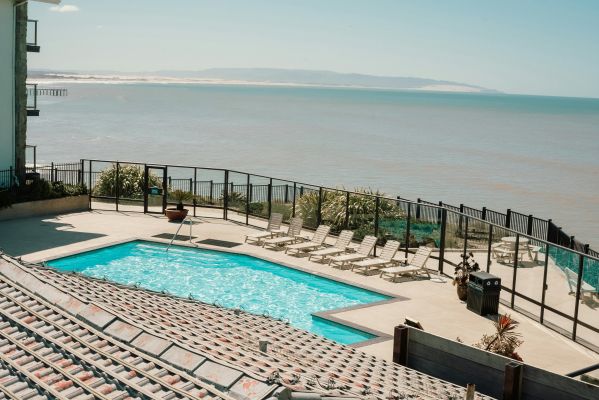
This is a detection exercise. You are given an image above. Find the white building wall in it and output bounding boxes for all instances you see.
[0,0,15,173]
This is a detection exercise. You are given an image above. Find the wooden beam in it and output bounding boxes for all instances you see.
[503,362,523,400]
[392,325,409,366]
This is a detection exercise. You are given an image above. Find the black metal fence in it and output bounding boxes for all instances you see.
[415,198,593,255]
[6,159,598,353]
[0,162,83,189]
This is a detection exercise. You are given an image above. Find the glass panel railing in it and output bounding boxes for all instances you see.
[346,192,376,243]
[574,254,599,349]
[295,184,320,230]
[115,162,146,212]
[513,239,547,321]
[26,19,38,47]
[246,175,270,223]
[378,197,409,254]
[90,161,117,211]
[542,243,577,338]
[225,172,249,224]
[319,188,347,236]
[271,179,294,224]
[26,84,38,110]
[442,209,466,267]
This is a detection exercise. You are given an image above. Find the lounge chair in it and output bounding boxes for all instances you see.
[308,230,354,262]
[244,213,284,244]
[379,246,433,281]
[491,242,525,264]
[329,235,377,269]
[262,217,304,249]
[285,225,331,255]
[352,240,400,275]
[564,268,597,302]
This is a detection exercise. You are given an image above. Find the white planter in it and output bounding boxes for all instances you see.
[0,195,89,221]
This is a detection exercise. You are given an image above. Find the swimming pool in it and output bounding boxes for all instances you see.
[47,241,390,344]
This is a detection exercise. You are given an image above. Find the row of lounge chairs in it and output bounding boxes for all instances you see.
[244,213,433,281]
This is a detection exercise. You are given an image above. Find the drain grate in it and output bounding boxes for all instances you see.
[197,239,241,248]
[152,233,197,241]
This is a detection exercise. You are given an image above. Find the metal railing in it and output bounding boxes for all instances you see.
[26,19,38,49]
[8,158,599,354]
[26,83,38,112]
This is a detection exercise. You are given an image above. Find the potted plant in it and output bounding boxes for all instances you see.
[165,189,193,221]
[452,252,479,301]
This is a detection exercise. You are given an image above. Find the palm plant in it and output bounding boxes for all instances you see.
[475,314,523,361]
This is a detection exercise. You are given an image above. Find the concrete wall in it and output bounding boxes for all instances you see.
[0,195,90,221]
[0,0,15,174]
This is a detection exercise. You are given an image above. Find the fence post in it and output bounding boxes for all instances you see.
[115,162,120,212]
[88,160,92,209]
[168,176,172,187]
[316,187,323,227]
[503,362,523,400]
[189,178,193,193]
[486,224,493,272]
[458,203,464,232]
[374,196,380,242]
[506,209,512,228]
[268,178,273,218]
[437,201,442,224]
[463,217,469,256]
[392,325,409,366]
[284,184,289,203]
[245,174,250,225]
[481,206,487,220]
[248,183,253,202]
[344,191,350,229]
[511,234,520,308]
[405,203,411,258]
[570,236,575,250]
[438,208,447,274]
[540,242,550,324]
[527,214,533,236]
[572,251,586,340]
[416,198,421,219]
[51,162,55,183]
[292,182,296,217]
[209,180,214,203]
[223,171,229,220]
[193,168,197,217]
[79,159,84,185]
[9,166,13,187]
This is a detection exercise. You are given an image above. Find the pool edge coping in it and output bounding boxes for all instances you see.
[37,236,409,348]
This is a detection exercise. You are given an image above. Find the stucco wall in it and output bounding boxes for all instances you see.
[0,0,14,174]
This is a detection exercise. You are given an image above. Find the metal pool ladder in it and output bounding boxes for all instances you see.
[166,216,201,251]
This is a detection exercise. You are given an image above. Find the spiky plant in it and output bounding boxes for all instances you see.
[475,314,523,361]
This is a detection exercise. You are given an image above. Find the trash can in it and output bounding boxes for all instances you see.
[467,271,501,316]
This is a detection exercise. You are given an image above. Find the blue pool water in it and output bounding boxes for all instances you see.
[47,241,390,344]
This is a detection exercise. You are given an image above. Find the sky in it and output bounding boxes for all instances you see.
[28,0,599,98]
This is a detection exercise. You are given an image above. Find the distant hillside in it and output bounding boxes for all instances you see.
[28,68,497,93]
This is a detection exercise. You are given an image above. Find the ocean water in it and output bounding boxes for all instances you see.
[28,82,599,247]
[48,240,388,344]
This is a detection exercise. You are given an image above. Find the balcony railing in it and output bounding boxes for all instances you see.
[26,19,39,52]
[26,83,39,116]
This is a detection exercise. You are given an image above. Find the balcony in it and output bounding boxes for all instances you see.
[26,84,39,116]
[27,19,39,52]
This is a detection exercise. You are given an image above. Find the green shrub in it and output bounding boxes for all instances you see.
[296,188,405,237]
[94,165,160,199]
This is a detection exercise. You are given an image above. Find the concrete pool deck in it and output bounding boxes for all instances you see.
[0,208,597,378]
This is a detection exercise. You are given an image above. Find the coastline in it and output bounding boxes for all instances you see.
[28,73,487,93]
